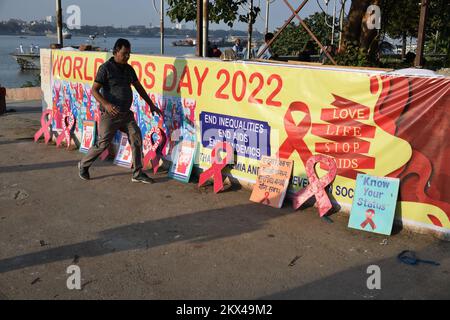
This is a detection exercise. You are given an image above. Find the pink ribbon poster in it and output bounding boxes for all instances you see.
[250,157,293,208]
[348,174,400,235]
[113,133,133,168]
[79,120,96,154]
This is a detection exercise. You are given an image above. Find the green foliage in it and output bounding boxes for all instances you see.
[271,12,335,56]
[425,0,450,63]
[381,0,420,40]
[335,43,370,66]
[166,0,260,28]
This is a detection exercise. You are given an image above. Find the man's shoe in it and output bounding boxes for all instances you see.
[78,162,90,181]
[131,172,155,184]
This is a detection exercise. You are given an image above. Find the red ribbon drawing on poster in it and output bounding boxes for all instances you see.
[260,192,271,205]
[292,154,337,217]
[360,209,377,230]
[198,142,233,193]
[34,110,53,144]
[56,112,75,149]
[277,101,313,166]
[143,126,167,174]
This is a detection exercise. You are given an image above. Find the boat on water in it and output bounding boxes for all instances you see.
[11,52,40,70]
[172,38,196,47]
[45,28,72,39]
[10,45,40,70]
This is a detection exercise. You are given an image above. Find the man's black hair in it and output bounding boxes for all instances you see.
[113,38,131,54]
[265,33,274,42]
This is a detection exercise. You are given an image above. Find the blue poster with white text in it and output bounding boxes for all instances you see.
[348,174,400,235]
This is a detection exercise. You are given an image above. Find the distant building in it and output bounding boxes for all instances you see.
[175,23,185,30]
[45,16,56,25]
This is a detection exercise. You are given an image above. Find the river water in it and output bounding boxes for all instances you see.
[0,35,197,88]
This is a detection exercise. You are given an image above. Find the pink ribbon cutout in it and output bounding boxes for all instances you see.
[360,209,377,230]
[198,142,233,193]
[56,112,75,149]
[143,126,167,174]
[34,110,53,144]
[292,154,337,217]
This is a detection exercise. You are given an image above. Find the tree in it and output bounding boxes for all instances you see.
[381,0,420,59]
[271,12,335,56]
[340,0,381,65]
[166,0,260,28]
[426,0,450,65]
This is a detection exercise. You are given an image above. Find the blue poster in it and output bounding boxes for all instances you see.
[348,174,400,235]
[200,111,271,160]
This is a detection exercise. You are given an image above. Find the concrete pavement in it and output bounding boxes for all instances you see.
[0,100,449,299]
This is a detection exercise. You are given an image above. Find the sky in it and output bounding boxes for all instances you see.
[0,0,350,32]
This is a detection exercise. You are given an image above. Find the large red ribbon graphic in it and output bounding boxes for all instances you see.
[34,110,53,144]
[143,126,167,174]
[360,209,377,230]
[292,154,337,217]
[56,112,75,149]
[198,142,233,193]
[277,101,313,166]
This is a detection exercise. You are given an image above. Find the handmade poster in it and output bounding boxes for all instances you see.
[79,120,96,153]
[348,174,400,235]
[169,139,197,183]
[113,133,132,168]
[250,157,293,208]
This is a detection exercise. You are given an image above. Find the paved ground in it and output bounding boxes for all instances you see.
[0,100,449,300]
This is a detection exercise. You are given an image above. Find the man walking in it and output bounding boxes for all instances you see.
[78,38,162,184]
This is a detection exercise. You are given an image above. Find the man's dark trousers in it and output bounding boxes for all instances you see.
[80,110,143,177]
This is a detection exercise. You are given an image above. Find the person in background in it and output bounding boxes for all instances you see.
[78,38,162,184]
[232,38,244,59]
[298,40,316,62]
[211,44,222,58]
[257,33,275,60]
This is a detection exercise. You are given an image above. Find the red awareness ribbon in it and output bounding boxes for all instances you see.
[260,192,271,205]
[276,101,313,166]
[143,126,167,174]
[292,154,337,217]
[360,209,377,230]
[198,142,234,194]
[34,110,53,144]
[56,112,75,149]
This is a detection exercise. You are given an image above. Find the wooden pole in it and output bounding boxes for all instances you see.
[415,0,429,67]
[197,0,203,56]
[202,0,209,57]
[56,0,63,47]
[160,0,164,55]
[257,0,310,59]
[284,0,337,65]
[247,0,254,59]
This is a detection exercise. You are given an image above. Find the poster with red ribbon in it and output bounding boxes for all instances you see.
[169,139,197,183]
[348,174,400,235]
[113,133,132,168]
[79,120,96,153]
[250,157,293,208]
